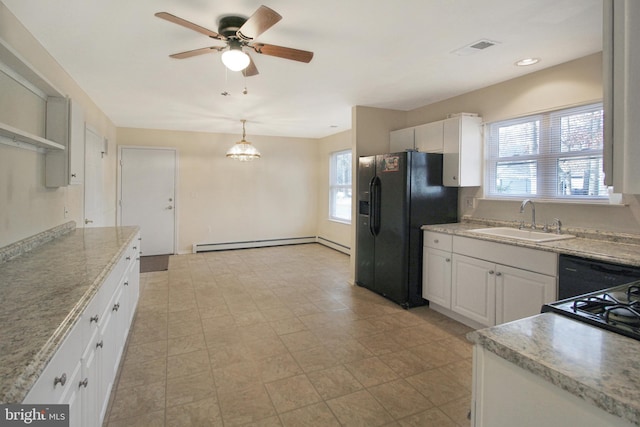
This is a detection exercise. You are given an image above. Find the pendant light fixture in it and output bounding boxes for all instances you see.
[226,120,261,161]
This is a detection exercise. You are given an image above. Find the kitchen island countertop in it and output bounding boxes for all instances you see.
[468,313,640,425]
[0,225,139,403]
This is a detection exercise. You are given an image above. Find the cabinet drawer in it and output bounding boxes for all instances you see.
[423,231,453,251]
[24,321,83,404]
[453,236,557,276]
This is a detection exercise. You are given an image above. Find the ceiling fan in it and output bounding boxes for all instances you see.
[155,5,313,77]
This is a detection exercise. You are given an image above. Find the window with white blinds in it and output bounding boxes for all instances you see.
[486,103,606,200]
[329,149,352,222]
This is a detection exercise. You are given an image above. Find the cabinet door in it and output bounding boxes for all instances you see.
[451,254,496,326]
[390,127,415,152]
[495,265,556,324]
[80,328,100,427]
[423,247,452,308]
[443,116,482,187]
[98,288,120,421]
[415,121,444,153]
[68,100,85,185]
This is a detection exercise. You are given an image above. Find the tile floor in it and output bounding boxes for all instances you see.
[103,244,475,426]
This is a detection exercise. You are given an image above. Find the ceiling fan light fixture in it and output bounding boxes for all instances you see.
[226,120,261,161]
[221,47,250,71]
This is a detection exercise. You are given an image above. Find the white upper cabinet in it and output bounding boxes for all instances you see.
[45,98,85,187]
[415,121,444,153]
[443,115,482,187]
[390,127,415,152]
[389,114,482,186]
[603,0,640,194]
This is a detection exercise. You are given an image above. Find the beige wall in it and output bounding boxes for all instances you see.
[316,130,352,252]
[117,128,320,254]
[406,53,603,126]
[0,3,117,247]
[352,52,640,234]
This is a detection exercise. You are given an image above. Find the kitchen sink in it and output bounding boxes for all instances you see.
[469,227,576,243]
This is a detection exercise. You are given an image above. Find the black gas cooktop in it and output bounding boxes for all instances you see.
[542,281,640,341]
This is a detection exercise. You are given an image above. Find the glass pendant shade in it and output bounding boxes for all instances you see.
[221,48,250,71]
[226,120,261,161]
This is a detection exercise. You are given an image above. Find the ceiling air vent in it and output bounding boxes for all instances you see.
[451,39,500,56]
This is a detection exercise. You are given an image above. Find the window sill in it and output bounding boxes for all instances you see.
[479,196,627,207]
[328,218,352,225]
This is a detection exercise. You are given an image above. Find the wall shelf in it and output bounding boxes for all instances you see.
[0,121,64,151]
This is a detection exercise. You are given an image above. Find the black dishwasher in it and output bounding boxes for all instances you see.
[558,254,640,299]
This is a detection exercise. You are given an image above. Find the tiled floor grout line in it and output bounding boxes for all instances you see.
[106,244,474,426]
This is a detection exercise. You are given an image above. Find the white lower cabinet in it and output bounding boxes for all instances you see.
[495,264,556,324]
[422,231,454,307]
[24,232,140,426]
[472,347,636,427]
[451,254,496,326]
[423,247,452,307]
[422,231,558,328]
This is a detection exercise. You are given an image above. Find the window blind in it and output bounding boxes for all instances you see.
[486,103,606,199]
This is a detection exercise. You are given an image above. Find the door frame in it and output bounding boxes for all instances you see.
[117,145,178,255]
[83,124,105,227]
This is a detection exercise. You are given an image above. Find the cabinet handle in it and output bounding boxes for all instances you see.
[488,270,495,275]
[126,256,131,260]
[96,340,103,349]
[434,239,439,243]
[452,176,457,180]
[133,246,137,250]
[79,378,88,388]
[113,302,120,312]
[54,373,67,387]
[496,272,502,276]
[124,281,129,286]
[71,173,77,178]
[90,315,99,323]
[445,258,451,262]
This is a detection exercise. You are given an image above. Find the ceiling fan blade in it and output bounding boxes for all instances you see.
[242,54,259,77]
[169,46,225,59]
[237,5,282,40]
[249,43,313,63]
[155,12,224,40]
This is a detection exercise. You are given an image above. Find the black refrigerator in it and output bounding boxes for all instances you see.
[356,151,458,308]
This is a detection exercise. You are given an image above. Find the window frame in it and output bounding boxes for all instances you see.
[329,149,352,223]
[485,103,606,201]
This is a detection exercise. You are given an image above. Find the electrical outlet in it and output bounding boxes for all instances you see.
[465,198,475,209]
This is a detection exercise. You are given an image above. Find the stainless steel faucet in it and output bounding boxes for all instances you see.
[519,199,536,229]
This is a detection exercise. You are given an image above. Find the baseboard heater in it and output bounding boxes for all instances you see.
[316,237,350,255]
[193,236,351,254]
[193,236,317,253]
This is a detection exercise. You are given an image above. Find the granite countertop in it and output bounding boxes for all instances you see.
[468,313,640,425]
[421,220,640,267]
[0,225,139,403]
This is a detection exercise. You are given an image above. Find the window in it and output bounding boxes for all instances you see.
[486,103,606,200]
[329,149,352,222]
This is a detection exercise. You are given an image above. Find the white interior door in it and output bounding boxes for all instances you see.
[120,147,176,256]
[84,127,104,227]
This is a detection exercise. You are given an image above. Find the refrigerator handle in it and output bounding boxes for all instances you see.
[368,176,376,236]
[372,176,382,236]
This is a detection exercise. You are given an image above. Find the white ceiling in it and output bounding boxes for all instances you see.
[2,0,602,139]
